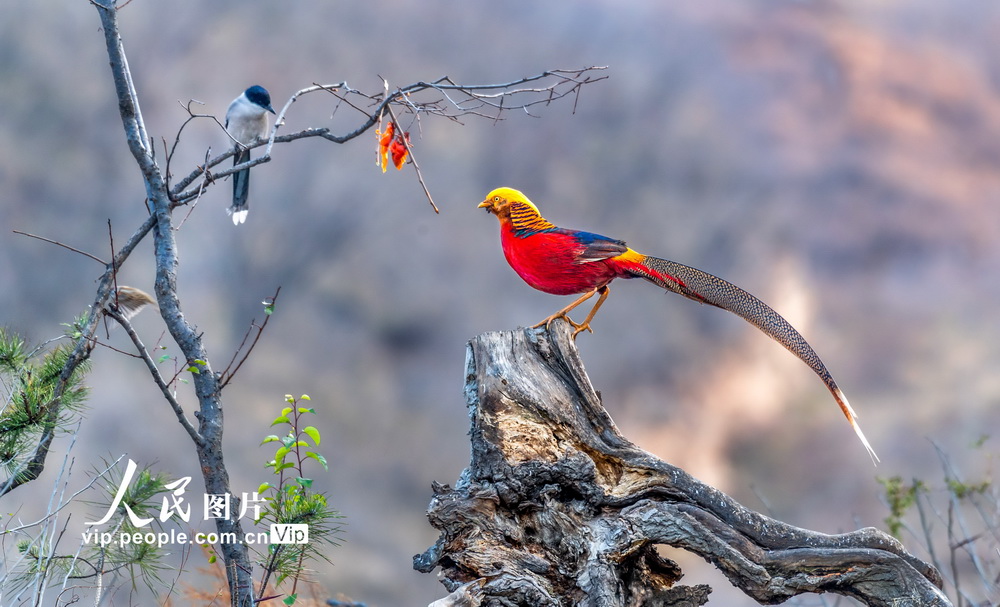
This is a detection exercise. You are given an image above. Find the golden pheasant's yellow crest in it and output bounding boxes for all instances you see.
[479,187,554,234]
[479,187,538,212]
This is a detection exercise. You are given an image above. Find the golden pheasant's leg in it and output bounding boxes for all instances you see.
[531,289,599,334]
[571,285,610,338]
[531,286,611,339]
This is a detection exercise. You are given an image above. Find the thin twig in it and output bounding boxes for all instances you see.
[168,68,608,205]
[107,220,120,310]
[165,99,206,184]
[89,337,143,358]
[12,231,107,265]
[2,434,107,536]
[106,308,201,445]
[311,81,369,118]
[386,99,439,213]
[221,324,257,381]
[219,286,281,390]
[175,147,213,226]
[947,499,963,607]
[915,483,940,573]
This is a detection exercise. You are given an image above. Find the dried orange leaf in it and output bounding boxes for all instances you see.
[377,122,395,173]
[390,132,410,170]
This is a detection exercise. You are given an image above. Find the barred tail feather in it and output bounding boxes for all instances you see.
[631,255,878,464]
[834,388,880,464]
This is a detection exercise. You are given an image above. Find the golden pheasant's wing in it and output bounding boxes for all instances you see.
[564,229,629,263]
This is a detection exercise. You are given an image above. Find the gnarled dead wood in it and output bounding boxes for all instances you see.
[415,321,950,607]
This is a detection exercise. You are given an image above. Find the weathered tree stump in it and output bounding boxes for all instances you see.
[414,321,950,607]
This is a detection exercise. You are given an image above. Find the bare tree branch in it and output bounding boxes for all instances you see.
[167,68,607,207]
[0,213,157,497]
[105,308,201,445]
[11,231,107,265]
[91,2,257,604]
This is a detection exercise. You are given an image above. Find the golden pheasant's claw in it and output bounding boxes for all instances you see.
[570,321,594,339]
[530,313,561,330]
[531,290,596,334]
[531,313,591,338]
[573,285,609,338]
[531,286,611,340]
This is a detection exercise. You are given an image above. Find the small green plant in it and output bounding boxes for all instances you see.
[60,311,88,340]
[876,441,998,607]
[878,476,924,538]
[80,461,174,588]
[154,347,205,392]
[256,394,342,605]
[0,327,90,488]
[5,459,173,599]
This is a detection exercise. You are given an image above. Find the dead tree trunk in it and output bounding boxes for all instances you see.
[414,321,950,607]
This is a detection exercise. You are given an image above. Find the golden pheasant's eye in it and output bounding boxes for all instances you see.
[494,196,501,202]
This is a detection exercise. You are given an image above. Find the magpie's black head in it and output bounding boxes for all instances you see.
[245,85,275,114]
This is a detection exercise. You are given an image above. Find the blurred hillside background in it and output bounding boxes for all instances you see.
[2,0,999,605]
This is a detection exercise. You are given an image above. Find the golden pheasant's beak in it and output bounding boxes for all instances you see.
[478,199,494,213]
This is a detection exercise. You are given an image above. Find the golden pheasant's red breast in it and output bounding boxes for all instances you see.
[498,221,623,295]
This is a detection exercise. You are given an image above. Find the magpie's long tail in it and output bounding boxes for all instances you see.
[228,147,251,225]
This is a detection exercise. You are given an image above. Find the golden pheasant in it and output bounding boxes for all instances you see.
[479,187,878,463]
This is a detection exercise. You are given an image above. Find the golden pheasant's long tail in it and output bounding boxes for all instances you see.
[629,254,879,464]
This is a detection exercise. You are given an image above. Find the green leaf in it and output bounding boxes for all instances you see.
[264,304,274,316]
[297,407,315,414]
[260,435,280,445]
[257,482,272,494]
[296,477,313,488]
[274,446,290,463]
[306,452,328,471]
[302,426,321,445]
[186,365,200,374]
[299,394,310,401]
[277,462,296,472]
[157,354,170,363]
[208,553,217,564]
[270,415,290,426]
[282,593,297,605]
